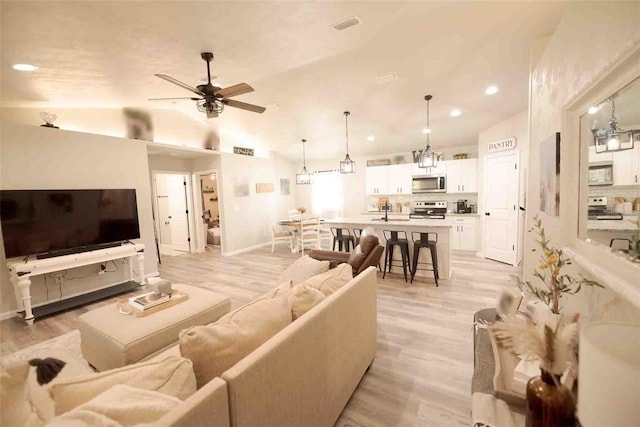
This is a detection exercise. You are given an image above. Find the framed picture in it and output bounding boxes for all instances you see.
[280,178,291,196]
[496,288,524,319]
[539,132,560,216]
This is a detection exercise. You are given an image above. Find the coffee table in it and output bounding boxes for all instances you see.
[78,284,230,371]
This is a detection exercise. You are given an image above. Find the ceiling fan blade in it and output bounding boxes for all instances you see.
[223,99,266,113]
[148,97,199,101]
[214,83,254,98]
[155,74,205,96]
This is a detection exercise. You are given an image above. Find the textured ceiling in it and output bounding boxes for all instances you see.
[1,1,565,160]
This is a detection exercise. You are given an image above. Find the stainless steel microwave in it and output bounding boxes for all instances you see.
[412,174,446,193]
[588,161,614,186]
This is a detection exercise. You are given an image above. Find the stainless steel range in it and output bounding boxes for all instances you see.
[409,201,447,219]
[588,197,623,220]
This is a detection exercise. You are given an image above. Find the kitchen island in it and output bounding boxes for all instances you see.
[326,217,453,280]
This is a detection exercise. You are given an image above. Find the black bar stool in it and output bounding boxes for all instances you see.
[410,232,439,286]
[331,228,356,252]
[353,228,363,246]
[382,230,411,282]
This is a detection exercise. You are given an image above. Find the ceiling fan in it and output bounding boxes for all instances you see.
[150,52,266,118]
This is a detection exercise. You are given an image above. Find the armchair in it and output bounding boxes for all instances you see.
[309,235,383,276]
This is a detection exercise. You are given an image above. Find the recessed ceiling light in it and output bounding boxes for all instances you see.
[485,85,499,95]
[367,135,375,142]
[12,63,38,71]
[588,106,600,115]
[422,128,431,134]
[450,109,461,117]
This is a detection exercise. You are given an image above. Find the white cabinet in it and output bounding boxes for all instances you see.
[588,146,613,162]
[612,144,640,186]
[365,166,388,195]
[447,159,477,193]
[365,164,412,195]
[449,217,477,251]
[387,164,413,194]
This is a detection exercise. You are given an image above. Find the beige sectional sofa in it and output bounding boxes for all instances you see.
[156,266,378,427]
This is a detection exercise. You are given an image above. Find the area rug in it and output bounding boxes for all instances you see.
[2,330,87,368]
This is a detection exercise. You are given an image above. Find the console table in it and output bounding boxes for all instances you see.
[7,243,145,325]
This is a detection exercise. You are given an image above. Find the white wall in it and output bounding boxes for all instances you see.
[477,110,529,258]
[525,1,640,322]
[0,122,159,316]
[218,152,297,255]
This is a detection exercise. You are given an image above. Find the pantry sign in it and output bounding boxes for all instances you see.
[487,137,517,153]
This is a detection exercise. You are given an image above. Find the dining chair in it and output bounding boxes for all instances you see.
[297,219,322,256]
[271,225,294,253]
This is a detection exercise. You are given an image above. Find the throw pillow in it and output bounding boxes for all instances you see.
[301,263,353,296]
[0,360,45,427]
[180,291,292,388]
[50,356,196,415]
[288,285,326,320]
[278,255,330,285]
[48,384,181,427]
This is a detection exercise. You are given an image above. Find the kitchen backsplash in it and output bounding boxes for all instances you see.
[588,185,640,209]
[367,193,478,213]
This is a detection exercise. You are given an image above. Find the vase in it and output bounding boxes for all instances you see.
[526,369,576,427]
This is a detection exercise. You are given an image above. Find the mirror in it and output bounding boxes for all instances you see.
[579,76,640,263]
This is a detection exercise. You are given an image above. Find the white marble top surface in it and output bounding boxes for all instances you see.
[588,216,638,231]
[327,217,453,228]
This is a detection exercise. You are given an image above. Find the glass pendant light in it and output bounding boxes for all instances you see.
[296,139,311,185]
[593,94,633,152]
[418,95,438,169]
[340,111,356,174]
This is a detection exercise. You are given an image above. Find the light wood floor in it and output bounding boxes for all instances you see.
[0,246,518,426]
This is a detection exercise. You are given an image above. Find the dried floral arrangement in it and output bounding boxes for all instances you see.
[514,215,602,314]
[490,314,579,376]
[297,207,307,215]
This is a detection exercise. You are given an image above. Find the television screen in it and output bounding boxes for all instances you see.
[0,189,140,258]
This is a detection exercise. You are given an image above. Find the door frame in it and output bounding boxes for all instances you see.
[150,170,196,253]
[192,168,223,253]
[482,150,521,265]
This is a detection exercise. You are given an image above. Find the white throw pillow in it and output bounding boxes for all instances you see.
[179,290,292,388]
[50,356,196,415]
[48,384,181,427]
[301,263,353,296]
[288,285,326,320]
[278,255,330,285]
[0,361,45,427]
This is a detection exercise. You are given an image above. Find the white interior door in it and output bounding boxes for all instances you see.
[483,152,519,265]
[163,173,191,252]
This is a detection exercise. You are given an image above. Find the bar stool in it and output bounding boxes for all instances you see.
[382,230,411,282]
[331,228,356,252]
[410,232,439,286]
[353,229,363,246]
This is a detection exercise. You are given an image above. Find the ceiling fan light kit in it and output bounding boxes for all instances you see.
[418,95,438,169]
[296,139,312,185]
[340,111,356,174]
[153,52,266,118]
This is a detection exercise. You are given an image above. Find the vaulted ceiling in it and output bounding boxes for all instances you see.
[1,1,565,160]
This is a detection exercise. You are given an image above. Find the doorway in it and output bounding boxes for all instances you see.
[483,152,520,265]
[152,172,194,256]
[196,171,221,251]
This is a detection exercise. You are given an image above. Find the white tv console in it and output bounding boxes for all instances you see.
[7,243,145,325]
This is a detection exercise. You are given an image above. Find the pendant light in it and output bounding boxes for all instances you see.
[605,95,623,151]
[340,111,356,174]
[296,139,311,185]
[418,95,438,169]
[592,94,633,152]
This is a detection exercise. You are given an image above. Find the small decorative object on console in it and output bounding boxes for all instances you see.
[148,278,173,296]
[39,111,59,128]
[495,288,523,319]
[490,315,579,427]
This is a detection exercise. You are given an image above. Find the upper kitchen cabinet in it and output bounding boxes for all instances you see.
[387,164,413,194]
[365,166,389,195]
[447,158,478,193]
[588,146,613,162]
[612,143,640,186]
[410,160,447,176]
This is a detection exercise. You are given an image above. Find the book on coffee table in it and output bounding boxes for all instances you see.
[128,292,171,311]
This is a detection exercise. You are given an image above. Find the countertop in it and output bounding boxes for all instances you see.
[328,216,453,228]
[588,215,638,232]
[362,212,479,217]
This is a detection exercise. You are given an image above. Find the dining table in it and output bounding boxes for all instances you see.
[278,217,325,253]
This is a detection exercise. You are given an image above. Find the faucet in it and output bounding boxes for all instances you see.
[382,201,389,222]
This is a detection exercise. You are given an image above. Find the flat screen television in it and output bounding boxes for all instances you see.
[0,189,140,258]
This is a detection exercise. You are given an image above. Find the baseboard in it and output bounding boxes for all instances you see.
[0,310,17,321]
[222,242,270,257]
